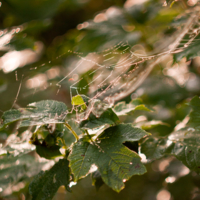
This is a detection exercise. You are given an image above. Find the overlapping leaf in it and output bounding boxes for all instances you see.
[91,170,104,191]
[1,131,35,157]
[141,96,200,173]
[114,98,152,116]
[69,124,150,192]
[0,100,67,128]
[134,120,169,130]
[141,127,200,173]
[0,155,45,193]
[29,158,70,200]
[187,96,200,129]
[80,108,120,129]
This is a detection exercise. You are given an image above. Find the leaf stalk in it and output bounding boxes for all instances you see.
[64,122,79,141]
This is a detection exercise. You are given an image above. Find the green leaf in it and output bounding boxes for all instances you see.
[69,124,149,192]
[0,155,45,192]
[1,100,67,128]
[167,128,200,173]
[1,132,36,157]
[134,120,169,130]
[71,95,87,110]
[141,127,200,173]
[5,0,64,22]
[140,136,167,160]
[56,120,83,147]
[114,99,152,116]
[36,145,63,160]
[79,108,120,129]
[187,96,200,129]
[29,158,70,200]
[174,35,200,62]
[8,34,35,51]
[141,96,200,172]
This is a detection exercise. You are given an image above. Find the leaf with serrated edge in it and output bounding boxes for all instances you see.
[140,136,167,160]
[69,124,149,192]
[29,158,70,200]
[0,100,67,128]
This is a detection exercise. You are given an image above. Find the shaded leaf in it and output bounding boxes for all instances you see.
[56,120,83,147]
[8,34,35,51]
[5,0,65,22]
[141,127,200,173]
[140,136,167,160]
[91,170,104,191]
[141,96,200,173]
[69,124,149,192]
[29,158,70,200]
[80,108,120,129]
[36,145,62,160]
[187,96,200,129]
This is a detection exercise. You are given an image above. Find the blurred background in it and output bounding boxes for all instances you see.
[1,0,200,199]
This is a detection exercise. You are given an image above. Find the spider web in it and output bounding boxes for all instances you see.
[1,5,200,124]
[1,3,200,196]
[53,8,200,122]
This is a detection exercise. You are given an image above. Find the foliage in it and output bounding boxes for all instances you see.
[1,0,200,200]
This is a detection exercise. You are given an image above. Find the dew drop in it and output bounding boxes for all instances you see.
[130,162,132,165]
[123,179,126,183]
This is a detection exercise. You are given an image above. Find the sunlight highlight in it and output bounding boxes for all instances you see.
[124,0,148,8]
[26,74,48,89]
[156,189,171,200]
[0,41,43,73]
[94,13,108,23]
